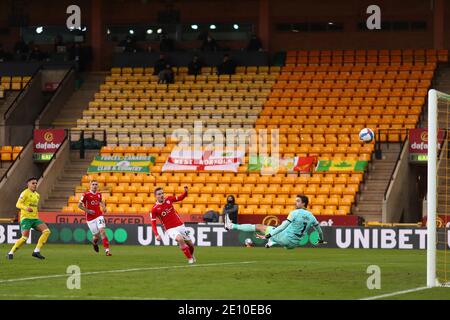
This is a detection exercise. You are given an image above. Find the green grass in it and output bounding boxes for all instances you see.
[0,244,448,300]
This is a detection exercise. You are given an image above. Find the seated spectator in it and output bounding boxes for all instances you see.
[123,35,137,53]
[201,35,219,52]
[158,64,175,84]
[159,34,175,52]
[28,46,45,61]
[188,55,203,76]
[54,33,64,52]
[14,37,29,61]
[153,54,167,75]
[247,33,263,51]
[222,195,239,223]
[203,210,220,223]
[68,42,83,71]
[0,44,12,62]
[217,54,236,75]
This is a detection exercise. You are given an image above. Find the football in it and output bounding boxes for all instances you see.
[244,238,253,247]
[359,128,375,143]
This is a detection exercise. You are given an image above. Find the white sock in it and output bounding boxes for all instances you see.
[105,248,110,252]
[34,248,40,253]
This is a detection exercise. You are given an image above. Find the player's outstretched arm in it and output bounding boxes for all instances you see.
[265,219,291,239]
[173,186,188,202]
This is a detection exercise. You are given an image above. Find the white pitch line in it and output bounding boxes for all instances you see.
[0,261,256,284]
[0,293,167,300]
[359,286,431,300]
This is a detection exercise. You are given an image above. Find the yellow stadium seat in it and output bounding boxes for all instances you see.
[241,207,254,215]
[1,153,12,161]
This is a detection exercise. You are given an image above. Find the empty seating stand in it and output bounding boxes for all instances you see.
[63,49,447,217]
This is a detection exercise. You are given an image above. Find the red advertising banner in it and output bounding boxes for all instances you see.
[33,129,66,161]
[38,212,204,225]
[294,156,317,173]
[38,212,361,226]
[409,128,445,155]
[422,215,450,228]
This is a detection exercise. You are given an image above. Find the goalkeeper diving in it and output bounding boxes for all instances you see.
[224,195,326,249]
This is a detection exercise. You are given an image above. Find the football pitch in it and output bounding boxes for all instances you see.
[0,244,448,300]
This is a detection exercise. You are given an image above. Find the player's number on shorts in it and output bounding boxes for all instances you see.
[98,218,105,225]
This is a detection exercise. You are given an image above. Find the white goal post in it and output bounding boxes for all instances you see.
[427,89,438,287]
[427,89,450,287]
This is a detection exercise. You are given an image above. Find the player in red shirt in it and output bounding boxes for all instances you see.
[78,180,111,256]
[151,186,196,264]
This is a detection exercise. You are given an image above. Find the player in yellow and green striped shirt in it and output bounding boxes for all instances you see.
[7,177,51,260]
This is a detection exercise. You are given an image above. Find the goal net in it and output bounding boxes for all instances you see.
[427,89,450,287]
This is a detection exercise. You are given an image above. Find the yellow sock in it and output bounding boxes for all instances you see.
[35,229,51,251]
[10,236,28,254]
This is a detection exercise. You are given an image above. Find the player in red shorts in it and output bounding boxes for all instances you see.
[78,180,111,256]
[151,186,196,264]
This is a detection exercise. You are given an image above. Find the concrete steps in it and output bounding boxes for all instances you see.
[52,72,106,129]
[0,92,19,114]
[40,150,98,211]
[353,143,402,222]
[0,167,8,179]
[434,66,450,220]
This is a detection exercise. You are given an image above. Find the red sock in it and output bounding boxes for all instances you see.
[181,244,192,259]
[102,236,110,250]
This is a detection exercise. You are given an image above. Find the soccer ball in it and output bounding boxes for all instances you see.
[359,128,375,143]
[244,238,253,247]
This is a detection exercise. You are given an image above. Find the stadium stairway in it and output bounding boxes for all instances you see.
[434,66,450,93]
[352,143,401,222]
[0,91,19,116]
[40,150,98,212]
[433,65,450,216]
[0,166,8,179]
[421,65,450,133]
[52,72,107,129]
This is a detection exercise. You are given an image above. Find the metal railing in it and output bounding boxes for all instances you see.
[3,67,41,120]
[35,66,75,128]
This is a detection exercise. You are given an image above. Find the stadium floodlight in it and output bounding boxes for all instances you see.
[427,89,450,288]
[157,28,162,34]
[35,26,44,34]
[209,24,216,30]
[191,24,198,30]
[107,29,111,35]
[146,29,153,34]
[129,29,134,35]
[233,24,239,30]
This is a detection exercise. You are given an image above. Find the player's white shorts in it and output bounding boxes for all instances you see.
[166,224,191,242]
[87,216,106,235]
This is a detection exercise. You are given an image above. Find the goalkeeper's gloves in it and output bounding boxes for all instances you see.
[265,233,272,239]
